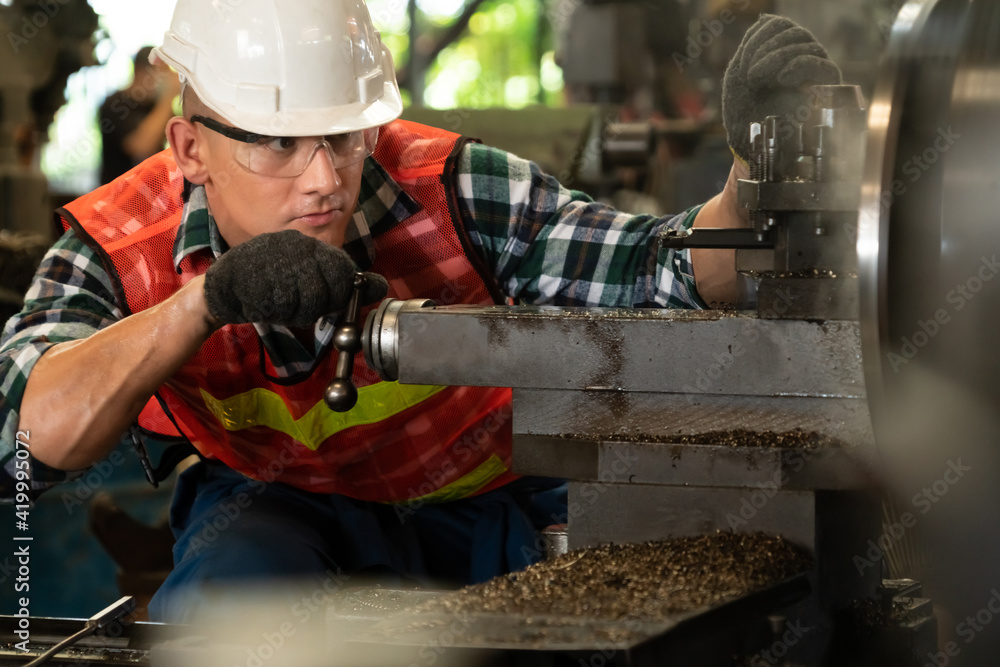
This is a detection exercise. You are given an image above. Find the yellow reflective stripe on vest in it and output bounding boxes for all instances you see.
[401,453,508,505]
[200,382,446,451]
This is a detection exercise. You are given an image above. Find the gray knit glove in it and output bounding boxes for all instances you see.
[722,14,842,164]
[203,230,389,327]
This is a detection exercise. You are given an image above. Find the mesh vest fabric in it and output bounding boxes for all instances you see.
[58,120,517,502]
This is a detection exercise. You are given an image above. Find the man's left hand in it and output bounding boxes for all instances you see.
[203,230,389,327]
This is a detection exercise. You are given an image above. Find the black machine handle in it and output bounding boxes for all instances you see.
[659,227,774,249]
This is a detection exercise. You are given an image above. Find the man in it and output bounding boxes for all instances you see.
[99,46,181,185]
[0,0,840,622]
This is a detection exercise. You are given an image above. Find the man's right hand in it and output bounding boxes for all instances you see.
[722,14,842,165]
[203,230,389,327]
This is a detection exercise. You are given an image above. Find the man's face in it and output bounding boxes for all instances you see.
[194,119,365,248]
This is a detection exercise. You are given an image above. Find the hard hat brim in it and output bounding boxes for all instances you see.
[154,42,404,137]
[197,82,403,137]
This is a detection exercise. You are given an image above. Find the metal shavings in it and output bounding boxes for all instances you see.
[0,645,148,664]
[747,269,844,279]
[556,428,845,449]
[412,532,812,623]
[669,428,844,449]
[851,598,924,627]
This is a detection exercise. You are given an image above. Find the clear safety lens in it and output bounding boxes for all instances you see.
[231,127,378,177]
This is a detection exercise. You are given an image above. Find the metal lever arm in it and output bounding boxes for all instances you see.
[23,596,135,667]
[659,227,774,249]
[324,273,366,412]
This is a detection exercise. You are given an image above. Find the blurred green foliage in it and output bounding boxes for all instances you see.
[370,0,565,109]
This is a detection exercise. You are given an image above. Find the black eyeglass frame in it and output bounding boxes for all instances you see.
[188,114,377,178]
[190,115,266,143]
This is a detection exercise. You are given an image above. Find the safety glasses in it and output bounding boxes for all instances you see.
[191,115,378,178]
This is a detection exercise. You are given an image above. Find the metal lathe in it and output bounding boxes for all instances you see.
[5,0,1000,665]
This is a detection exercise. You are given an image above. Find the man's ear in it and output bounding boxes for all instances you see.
[167,116,209,185]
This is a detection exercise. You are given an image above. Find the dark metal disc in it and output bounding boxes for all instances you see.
[860,1,1000,657]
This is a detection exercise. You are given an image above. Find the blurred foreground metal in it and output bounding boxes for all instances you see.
[860,0,1000,664]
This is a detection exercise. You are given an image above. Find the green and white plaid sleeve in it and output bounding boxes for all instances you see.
[0,230,121,501]
[453,143,708,309]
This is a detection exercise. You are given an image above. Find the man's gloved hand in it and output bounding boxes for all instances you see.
[722,13,842,165]
[203,229,389,327]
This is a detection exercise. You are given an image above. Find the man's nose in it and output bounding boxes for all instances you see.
[297,141,342,193]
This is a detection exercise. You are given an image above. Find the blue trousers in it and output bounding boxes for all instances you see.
[148,461,567,622]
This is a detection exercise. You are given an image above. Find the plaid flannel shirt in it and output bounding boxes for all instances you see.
[0,142,704,500]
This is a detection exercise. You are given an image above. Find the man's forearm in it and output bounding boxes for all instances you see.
[689,160,751,306]
[20,276,217,470]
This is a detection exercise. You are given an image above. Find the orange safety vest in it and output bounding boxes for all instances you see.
[59,120,517,503]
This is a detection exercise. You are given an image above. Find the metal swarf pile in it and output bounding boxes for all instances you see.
[669,428,844,449]
[416,532,812,622]
[556,428,846,449]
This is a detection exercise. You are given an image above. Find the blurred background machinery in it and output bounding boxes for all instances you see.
[0,0,98,323]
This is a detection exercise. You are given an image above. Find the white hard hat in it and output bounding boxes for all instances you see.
[153,0,402,137]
